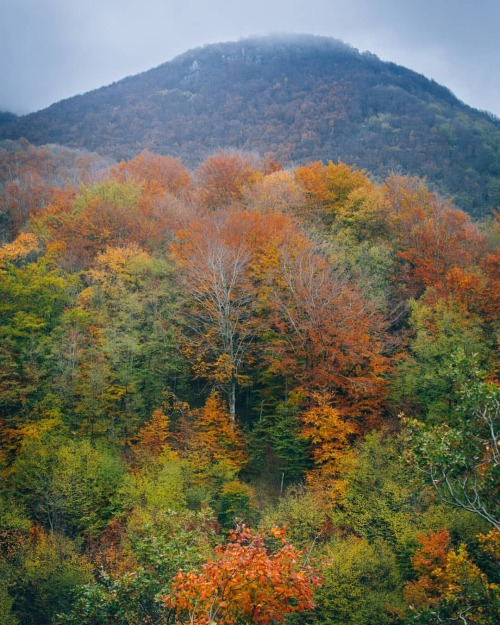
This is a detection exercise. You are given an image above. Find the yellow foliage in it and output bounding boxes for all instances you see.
[300,392,357,501]
[0,232,39,265]
[191,392,247,472]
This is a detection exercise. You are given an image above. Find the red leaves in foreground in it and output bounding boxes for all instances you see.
[164,525,322,625]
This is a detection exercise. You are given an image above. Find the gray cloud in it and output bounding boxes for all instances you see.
[1,0,499,116]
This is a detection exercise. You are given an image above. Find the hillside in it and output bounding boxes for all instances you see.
[1,148,498,625]
[1,34,499,216]
[0,111,19,126]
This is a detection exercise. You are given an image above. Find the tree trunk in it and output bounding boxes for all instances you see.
[228,380,236,422]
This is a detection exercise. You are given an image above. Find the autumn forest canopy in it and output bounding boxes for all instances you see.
[0,141,498,624]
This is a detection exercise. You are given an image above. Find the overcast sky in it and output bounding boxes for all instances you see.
[1,0,499,117]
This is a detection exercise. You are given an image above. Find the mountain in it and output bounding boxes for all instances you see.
[1,34,499,216]
[0,111,19,126]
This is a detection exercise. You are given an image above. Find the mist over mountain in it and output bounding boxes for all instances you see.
[1,34,499,216]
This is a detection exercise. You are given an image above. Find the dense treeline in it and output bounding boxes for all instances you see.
[0,143,498,624]
[1,35,500,218]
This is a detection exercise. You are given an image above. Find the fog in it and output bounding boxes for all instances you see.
[1,0,499,116]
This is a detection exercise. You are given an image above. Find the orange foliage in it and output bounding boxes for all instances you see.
[86,244,151,298]
[443,267,487,312]
[195,150,260,210]
[267,235,390,427]
[478,530,500,560]
[172,207,292,285]
[174,204,389,427]
[301,392,357,498]
[111,151,192,198]
[243,169,305,214]
[1,179,56,239]
[190,392,247,472]
[294,160,371,224]
[421,262,498,329]
[411,529,451,575]
[165,524,322,625]
[0,232,39,264]
[384,176,485,296]
[0,141,103,241]
[86,517,129,576]
[32,180,180,269]
[133,408,171,458]
[479,249,500,324]
[404,529,499,622]
[172,208,294,417]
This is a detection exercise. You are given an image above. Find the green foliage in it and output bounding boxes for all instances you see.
[43,247,187,439]
[248,395,311,489]
[404,353,500,529]
[259,486,328,550]
[338,431,420,547]
[13,529,92,625]
[45,307,110,434]
[337,429,486,584]
[0,586,18,625]
[0,129,498,624]
[10,430,126,537]
[392,299,490,422]
[126,509,217,577]
[217,480,256,529]
[0,254,77,340]
[0,251,79,425]
[120,451,188,515]
[329,229,396,307]
[0,492,92,625]
[311,536,405,625]
[73,181,142,214]
[88,248,187,427]
[60,510,216,625]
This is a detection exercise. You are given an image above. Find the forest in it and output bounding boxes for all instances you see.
[2,35,500,219]
[0,140,498,624]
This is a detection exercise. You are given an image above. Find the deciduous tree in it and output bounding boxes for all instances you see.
[266,236,390,428]
[404,529,499,624]
[403,354,499,530]
[195,150,259,210]
[172,209,290,419]
[165,525,321,624]
[301,392,357,499]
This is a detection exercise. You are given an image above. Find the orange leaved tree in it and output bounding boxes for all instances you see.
[267,235,390,429]
[111,151,192,198]
[300,392,357,499]
[384,175,485,297]
[195,150,259,210]
[189,391,247,473]
[404,529,499,624]
[164,524,322,624]
[294,160,371,226]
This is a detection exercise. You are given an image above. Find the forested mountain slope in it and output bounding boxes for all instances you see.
[1,34,499,217]
[0,146,499,624]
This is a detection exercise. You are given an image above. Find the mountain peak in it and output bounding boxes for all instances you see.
[167,33,360,72]
[1,35,498,216]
